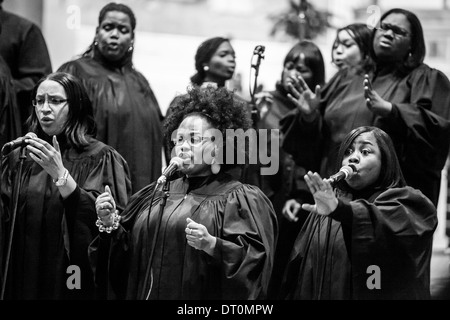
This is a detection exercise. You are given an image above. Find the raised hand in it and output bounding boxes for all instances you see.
[364,74,392,117]
[287,75,321,116]
[26,135,65,181]
[302,171,338,216]
[282,199,302,222]
[95,185,117,226]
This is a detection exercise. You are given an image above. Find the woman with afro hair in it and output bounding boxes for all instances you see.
[90,85,277,300]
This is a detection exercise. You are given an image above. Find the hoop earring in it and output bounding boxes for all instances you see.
[203,65,209,72]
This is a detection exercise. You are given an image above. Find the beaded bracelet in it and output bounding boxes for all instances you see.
[95,210,121,233]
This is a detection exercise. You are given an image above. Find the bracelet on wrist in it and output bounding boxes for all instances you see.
[95,210,121,233]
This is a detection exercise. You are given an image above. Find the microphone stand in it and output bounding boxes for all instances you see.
[0,146,27,300]
[297,0,308,40]
[142,179,170,300]
[242,46,265,186]
[249,45,265,128]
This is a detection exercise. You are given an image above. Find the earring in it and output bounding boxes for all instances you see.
[203,65,209,72]
[128,45,134,52]
[94,41,99,46]
[211,158,220,174]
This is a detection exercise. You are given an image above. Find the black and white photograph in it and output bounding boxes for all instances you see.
[1,0,449,314]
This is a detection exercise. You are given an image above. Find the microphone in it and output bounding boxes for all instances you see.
[253,45,265,55]
[156,157,184,186]
[1,132,37,154]
[326,164,357,185]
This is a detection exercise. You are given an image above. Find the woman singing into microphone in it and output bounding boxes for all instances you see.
[280,126,437,300]
[90,86,277,300]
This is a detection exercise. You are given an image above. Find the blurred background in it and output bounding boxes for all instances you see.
[3,0,450,297]
[4,0,450,113]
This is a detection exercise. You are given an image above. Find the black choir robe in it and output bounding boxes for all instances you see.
[0,57,21,148]
[281,187,437,300]
[281,64,450,206]
[89,171,278,300]
[0,136,131,299]
[58,49,164,192]
[0,7,52,128]
[256,84,311,216]
[255,85,313,298]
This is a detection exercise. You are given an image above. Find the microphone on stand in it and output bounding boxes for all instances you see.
[253,45,265,56]
[249,44,266,128]
[156,157,184,186]
[1,132,37,154]
[326,164,357,186]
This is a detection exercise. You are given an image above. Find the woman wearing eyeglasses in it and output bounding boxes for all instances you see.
[0,72,132,300]
[90,86,277,300]
[281,8,450,207]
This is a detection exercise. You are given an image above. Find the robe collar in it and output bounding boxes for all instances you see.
[92,45,133,71]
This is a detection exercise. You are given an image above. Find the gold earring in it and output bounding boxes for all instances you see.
[203,65,209,71]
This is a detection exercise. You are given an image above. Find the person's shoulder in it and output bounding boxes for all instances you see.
[407,63,450,85]
[223,176,270,201]
[75,139,121,158]
[378,186,436,209]
[58,57,87,70]
[58,56,105,79]
[1,9,41,31]
[410,63,448,78]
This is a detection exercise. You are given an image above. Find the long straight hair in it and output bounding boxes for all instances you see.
[335,126,406,192]
[370,8,425,75]
[27,72,96,151]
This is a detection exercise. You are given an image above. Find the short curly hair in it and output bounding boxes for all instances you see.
[164,85,252,171]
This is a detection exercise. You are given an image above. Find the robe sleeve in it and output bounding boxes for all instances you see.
[88,183,157,299]
[377,65,450,204]
[9,24,52,94]
[0,62,21,147]
[209,184,278,299]
[279,71,346,171]
[335,187,437,299]
[59,145,131,297]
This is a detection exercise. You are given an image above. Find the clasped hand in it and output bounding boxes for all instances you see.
[302,171,338,216]
[185,217,216,256]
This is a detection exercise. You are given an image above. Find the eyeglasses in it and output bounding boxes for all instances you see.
[375,23,410,38]
[172,135,214,147]
[32,96,68,108]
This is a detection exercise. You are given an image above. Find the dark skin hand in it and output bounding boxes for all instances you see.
[364,74,393,117]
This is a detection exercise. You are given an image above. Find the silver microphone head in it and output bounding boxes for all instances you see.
[342,164,357,179]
